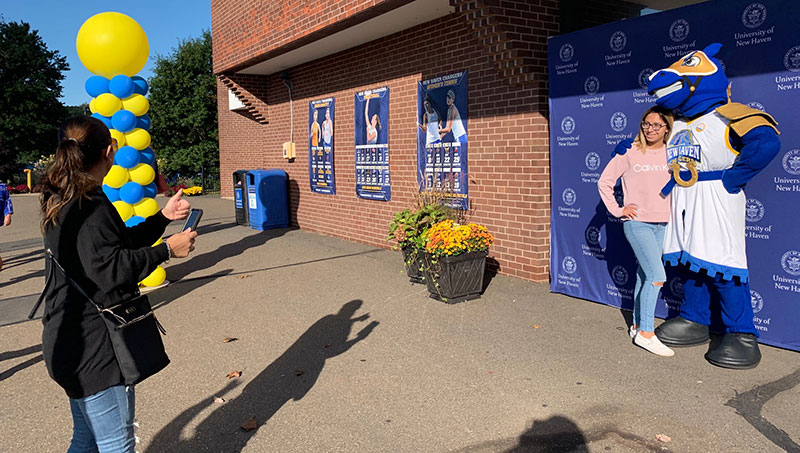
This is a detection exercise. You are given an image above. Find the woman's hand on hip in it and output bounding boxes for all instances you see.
[621,205,638,220]
[166,229,198,258]
[161,189,191,221]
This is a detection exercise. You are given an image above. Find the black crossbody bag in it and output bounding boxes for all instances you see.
[30,249,170,385]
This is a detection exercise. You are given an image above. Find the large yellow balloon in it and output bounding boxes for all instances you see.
[128,163,155,185]
[125,128,151,150]
[95,93,122,116]
[140,265,166,287]
[133,198,159,218]
[89,97,98,114]
[104,165,129,188]
[112,200,134,221]
[121,94,149,116]
[76,12,149,78]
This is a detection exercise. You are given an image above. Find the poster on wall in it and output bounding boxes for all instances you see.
[309,98,336,195]
[547,0,800,352]
[416,71,468,210]
[355,87,390,201]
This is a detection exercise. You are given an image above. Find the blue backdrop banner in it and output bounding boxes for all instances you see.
[309,98,336,195]
[355,87,390,201]
[548,0,800,352]
[417,71,469,210]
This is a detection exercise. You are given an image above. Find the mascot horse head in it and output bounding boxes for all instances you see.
[648,43,729,118]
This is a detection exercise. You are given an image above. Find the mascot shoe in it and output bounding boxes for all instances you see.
[655,317,710,347]
[705,333,761,369]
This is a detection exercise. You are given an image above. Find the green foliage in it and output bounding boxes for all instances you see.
[0,20,68,179]
[387,203,455,250]
[148,30,218,174]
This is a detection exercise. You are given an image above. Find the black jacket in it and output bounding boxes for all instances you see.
[41,189,170,398]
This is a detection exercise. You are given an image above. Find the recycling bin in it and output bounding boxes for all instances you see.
[233,170,249,225]
[246,169,289,231]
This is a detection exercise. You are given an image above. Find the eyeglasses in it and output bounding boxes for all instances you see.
[641,121,666,131]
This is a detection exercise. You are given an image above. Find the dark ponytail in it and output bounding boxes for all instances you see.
[40,116,112,229]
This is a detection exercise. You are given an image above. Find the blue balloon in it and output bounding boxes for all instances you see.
[119,182,145,204]
[139,147,155,165]
[131,76,148,95]
[85,76,110,97]
[91,112,113,129]
[102,184,120,202]
[109,75,135,99]
[114,146,140,169]
[143,182,157,199]
[136,114,151,131]
[125,216,145,227]
[111,110,137,133]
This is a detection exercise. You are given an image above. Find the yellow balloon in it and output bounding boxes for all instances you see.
[125,128,151,150]
[121,94,149,116]
[133,197,159,218]
[103,165,129,188]
[152,237,163,246]
[89,97,97,114]
[128,163,155,185]
[140,265,166,287]
[76,12,149,78]
[95,93,122,117]
[109,129,126,148]
[112,200,134,221]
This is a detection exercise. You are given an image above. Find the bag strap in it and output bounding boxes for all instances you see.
[28,251,55,319]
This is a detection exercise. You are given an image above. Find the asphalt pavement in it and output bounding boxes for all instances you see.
[1,193,798,452]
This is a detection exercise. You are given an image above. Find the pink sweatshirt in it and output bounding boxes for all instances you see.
[597,143,671,222]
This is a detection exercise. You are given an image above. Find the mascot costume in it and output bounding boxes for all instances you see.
[616,43,781,369]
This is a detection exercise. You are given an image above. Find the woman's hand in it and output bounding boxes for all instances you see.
[166,229,198,258]
[161,189,191,221]
[621,205,638,220]
[3,214,10,226]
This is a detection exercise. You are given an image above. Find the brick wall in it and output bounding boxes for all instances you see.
[215,0,559,282]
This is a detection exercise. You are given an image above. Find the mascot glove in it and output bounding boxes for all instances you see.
[611,138,634,157]
[721,169,742,194]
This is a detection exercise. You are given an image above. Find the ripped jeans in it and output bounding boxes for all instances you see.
[623,221,667,332]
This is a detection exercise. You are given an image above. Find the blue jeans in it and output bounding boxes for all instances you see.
[623,221,667,332]
[68,385,135,453]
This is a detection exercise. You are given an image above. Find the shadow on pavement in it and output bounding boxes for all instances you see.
[146,299,379,453]
[0,344,43,382]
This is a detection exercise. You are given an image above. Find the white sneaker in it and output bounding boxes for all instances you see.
[634,332,675,357]
[629,325,637,338]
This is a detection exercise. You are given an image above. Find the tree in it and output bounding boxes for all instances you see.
[0,21,68,179]
[148,30,217,176]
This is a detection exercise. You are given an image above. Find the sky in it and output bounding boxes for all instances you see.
[2,0,211,106]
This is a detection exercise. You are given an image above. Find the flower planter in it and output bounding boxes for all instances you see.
[424,250,488,303]
[401,245,425,284]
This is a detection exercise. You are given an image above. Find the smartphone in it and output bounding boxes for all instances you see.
[182,209,203,232]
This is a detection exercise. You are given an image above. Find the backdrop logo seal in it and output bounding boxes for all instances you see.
[782,149,800,175]
[610,112,627,132]
[638,68,654,89]
[669,277,684,299]
[745,198,764,222]
[781,250,800,276]
[585,225,601,247]
[562,256,577,274]
[609,31,627,52]
[585,152,601,171]
[783,46,800,72]
[562,188,576,206]
[747,101,765,111]
[750,290,764,314]
[742,3,767,29]
[669,19,690,42]
[561,116,576,135]
[559,43,574,62]
[584,76,600,95]
[612,265,629,286]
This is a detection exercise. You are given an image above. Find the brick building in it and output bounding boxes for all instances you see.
[211,0,696,282]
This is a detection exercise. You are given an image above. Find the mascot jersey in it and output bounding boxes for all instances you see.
[663,111,747,281]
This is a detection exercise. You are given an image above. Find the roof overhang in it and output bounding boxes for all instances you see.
[236,0,452,76]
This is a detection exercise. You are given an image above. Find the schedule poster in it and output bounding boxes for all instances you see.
[309,98,336,195]
[355,87,390,201]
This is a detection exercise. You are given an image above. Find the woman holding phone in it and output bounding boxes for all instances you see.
[39,116,198,451]
[598,106,674,357]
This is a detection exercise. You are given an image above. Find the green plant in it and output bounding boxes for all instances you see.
[387,203,454,250]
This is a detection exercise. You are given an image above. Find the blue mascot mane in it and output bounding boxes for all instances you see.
[647,43,729,118]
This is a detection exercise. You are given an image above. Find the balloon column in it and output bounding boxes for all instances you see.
[77,12,166,287]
